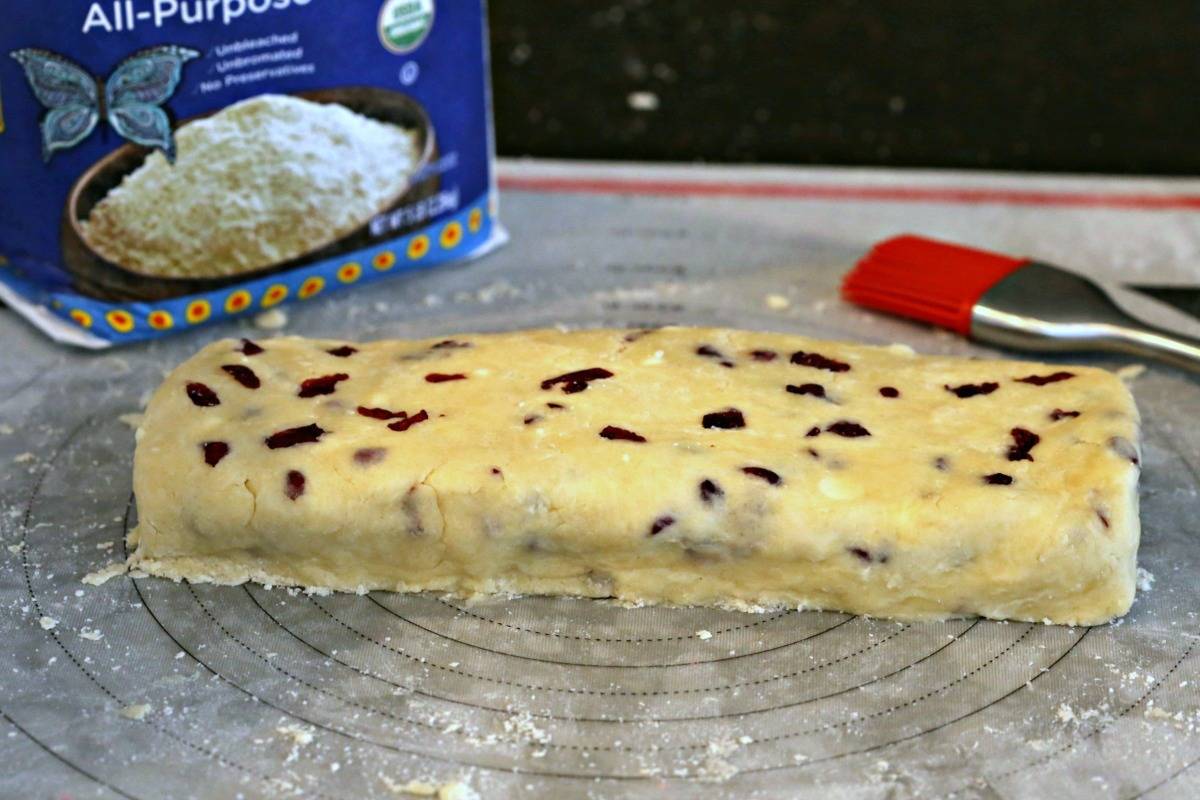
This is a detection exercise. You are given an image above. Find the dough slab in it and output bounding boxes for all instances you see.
[128,327,1141,624]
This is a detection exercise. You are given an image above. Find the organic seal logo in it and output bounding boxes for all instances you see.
[8,46,198,162]
[378,0,434,54]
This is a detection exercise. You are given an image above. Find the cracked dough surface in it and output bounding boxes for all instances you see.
[129,327,1141,624]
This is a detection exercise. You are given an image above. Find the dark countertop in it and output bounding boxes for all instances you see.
[489,1,1200,175]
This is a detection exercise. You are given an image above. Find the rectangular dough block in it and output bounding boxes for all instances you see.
[129,327,1142,624]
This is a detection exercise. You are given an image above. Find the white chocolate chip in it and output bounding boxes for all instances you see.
[254,309,289,330]
[819,476,863,501]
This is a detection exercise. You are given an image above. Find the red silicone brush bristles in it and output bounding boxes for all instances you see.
[841,235,1028,335]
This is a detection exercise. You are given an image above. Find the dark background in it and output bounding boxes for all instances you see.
[489,1,1200,175]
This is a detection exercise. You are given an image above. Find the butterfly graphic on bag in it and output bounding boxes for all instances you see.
[9,45,199,163]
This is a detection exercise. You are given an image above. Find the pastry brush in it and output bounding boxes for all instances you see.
[841,234,1200,373]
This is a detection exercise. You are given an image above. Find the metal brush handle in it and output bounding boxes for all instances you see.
[971,263,1200,374]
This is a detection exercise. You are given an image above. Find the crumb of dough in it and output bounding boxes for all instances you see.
[1117,364,1146,382]
[39,616,58,630]
[0,424,13,435]
[276,723,315,763]
[1136,567,1155,592]
[503,710,551,755]
[437,783,480,800]
[118,412,144,430]
[275,723,314,746]
[7,543,22,554]
[381,776,479,800]
[382,777,437,797]
[79,627,104,641]
[120,703,151,720]
[1145,706,1174,720]
[254,309,289,330]
[764,293,791,310]
[83,562,129,586]
[13,452,34,463]
[696,629,713,640]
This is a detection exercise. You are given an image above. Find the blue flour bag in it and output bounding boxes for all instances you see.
[0,0,503,346]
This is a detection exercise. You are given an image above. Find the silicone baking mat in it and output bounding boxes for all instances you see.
[3,160,1200,799]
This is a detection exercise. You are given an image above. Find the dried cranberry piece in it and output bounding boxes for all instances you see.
[790,351,850,372]
[431,339,471,349]
[848,546,888,564]
[805,426,821,437]
[202,441,229,467]
[945,382,999,398]
[827,421,871,437]
[983,472,1013,485]
[266,424,326,449]
[1096,509,1111,529]
[285,470,305,500]
[490,467,503,476]
[749,349,777,362]
[599,425,646,442]
[389,410,429,432]
[221,364,260,389]
[742,466,782,485]
[426,372,467,383]
[879,386,900,398]
[806,447,820,458]
[186,382,220,407]
[696,345,734,368]
[298,373,349,398]
[1006,427,1041,462]
[786,383,825,398]
[699,479,723,504]
[327,345,358,358]
[1050,408,1081,421]
[357,406,405,420]
[353,447,386,465]
[523,414,542,425]
[1016,371,1075,386]
[623,329,654,343]
[702,408,746,429]
[933,456,950,471]
[238,338,264,355]
[541,367,614,394]
[546,402,565,410]
[648,515,676,536]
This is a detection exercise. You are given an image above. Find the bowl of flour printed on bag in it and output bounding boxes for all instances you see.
[62,88,437,301]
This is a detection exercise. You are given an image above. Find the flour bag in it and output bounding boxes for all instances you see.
[0,0,502,346]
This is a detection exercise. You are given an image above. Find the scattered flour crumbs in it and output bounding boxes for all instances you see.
[1137,567,1155,593]
[275,723,315,764]
[82,94,418,278]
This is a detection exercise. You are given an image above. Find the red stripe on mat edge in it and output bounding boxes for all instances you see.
[497,175,1200,210]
